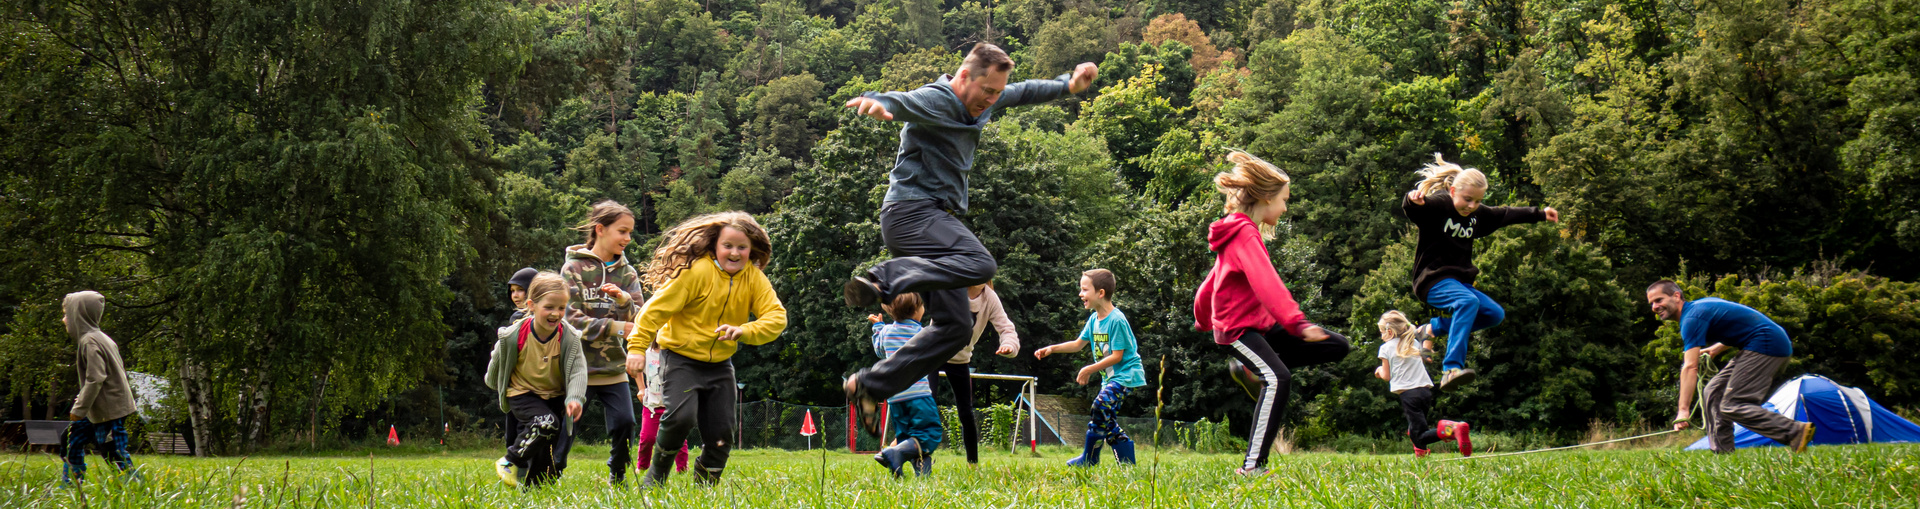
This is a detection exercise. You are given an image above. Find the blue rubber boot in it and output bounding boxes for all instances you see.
[872,438,921,478]
[1111,438,1136,465]
[1066,431,1102,467]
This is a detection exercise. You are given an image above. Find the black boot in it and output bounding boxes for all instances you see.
[638,448,675,489]
[691,458,722,486]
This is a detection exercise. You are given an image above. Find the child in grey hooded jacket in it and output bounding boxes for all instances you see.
[62,290,137,485]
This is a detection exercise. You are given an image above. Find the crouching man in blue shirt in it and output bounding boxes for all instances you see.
[1646,280,1814,453]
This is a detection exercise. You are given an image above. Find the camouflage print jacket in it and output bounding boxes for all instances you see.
[562,244,644,385]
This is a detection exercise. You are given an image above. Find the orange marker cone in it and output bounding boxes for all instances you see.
[387,425,400,446]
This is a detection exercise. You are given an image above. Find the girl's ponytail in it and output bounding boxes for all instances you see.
[575,200,636,249]
[1378,310,1422,358]
[1214,150,1291,238]
[1414,153,1488,198]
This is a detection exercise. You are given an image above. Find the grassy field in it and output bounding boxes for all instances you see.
[2,443,1915,508]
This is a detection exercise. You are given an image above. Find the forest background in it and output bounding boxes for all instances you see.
[3,0,1918,454]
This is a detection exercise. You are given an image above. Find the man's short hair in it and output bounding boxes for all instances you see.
[962,43,1014,75]
[1083,268,1117,300]
[1647,280,1683,297]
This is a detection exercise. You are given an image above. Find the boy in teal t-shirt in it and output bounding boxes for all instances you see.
[1035,269,1145,466]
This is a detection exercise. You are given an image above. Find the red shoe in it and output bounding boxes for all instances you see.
[1435,420,1457,440]
[1452,421,1472,457]
[1413,446,1430,458]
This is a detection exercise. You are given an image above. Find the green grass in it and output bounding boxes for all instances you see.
[3,443,1915,508]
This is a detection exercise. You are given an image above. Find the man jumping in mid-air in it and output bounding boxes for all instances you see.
[839,43,1097,436]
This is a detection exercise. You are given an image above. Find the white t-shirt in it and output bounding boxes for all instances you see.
[1377,338,1434,393]
[641,349,666,409]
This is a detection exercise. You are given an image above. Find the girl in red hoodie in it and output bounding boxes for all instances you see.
[1193,151,1352,475]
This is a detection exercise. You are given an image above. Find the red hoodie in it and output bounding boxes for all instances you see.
[1193,213,1312,345]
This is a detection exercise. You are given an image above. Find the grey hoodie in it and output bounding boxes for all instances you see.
[861,73,1075,213]
[66,291,135,423]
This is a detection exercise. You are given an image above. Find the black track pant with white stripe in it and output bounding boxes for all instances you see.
[1222,325,1351,470]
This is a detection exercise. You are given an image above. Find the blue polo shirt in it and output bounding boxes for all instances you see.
[1679,297,1792,357]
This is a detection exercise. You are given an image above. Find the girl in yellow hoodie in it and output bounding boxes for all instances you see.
[624,211,786,488]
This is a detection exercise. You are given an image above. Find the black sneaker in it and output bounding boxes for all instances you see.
[609,472,625,487]
[843,276,881,308]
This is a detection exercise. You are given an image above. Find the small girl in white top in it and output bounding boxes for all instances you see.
[634,345,690,472]
[1375,311,1472,457]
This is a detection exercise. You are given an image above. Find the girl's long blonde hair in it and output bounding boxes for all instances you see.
[1377,310,1422,358]
[1214,150,1291,239]
[642,211,772,290]
[1414,153,1488,198]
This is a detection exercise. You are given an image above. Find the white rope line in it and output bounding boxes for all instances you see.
[1435,429,1684,462]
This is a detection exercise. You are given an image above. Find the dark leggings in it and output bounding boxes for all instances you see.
[1221,325,1351,470]
[1399,387,1444,449]
[941,362,980,463]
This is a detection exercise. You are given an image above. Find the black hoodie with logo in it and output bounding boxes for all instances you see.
[1401,191,1547,300]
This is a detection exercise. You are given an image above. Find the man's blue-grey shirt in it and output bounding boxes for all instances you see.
[862,73,1072,213]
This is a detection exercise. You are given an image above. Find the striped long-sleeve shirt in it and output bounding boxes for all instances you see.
[872,320,932,402]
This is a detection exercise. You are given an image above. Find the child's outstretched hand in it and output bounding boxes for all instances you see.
[1033,345,1054,359]
[566,401,584,421]
[715,324,743,342]
[995,344,1018,357]
[1543,207,1560,222]
[1406,190,1427,205]
[867,313,883,324]
[1075,365,1097,385]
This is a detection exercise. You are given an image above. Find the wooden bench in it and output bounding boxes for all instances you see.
[146,432,192,455]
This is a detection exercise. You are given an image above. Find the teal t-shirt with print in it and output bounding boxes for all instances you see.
[1077,308,1146,388]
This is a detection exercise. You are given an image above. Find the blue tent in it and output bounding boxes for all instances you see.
[1688,374,1920,450]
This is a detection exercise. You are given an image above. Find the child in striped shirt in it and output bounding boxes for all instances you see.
[867,293,941,478]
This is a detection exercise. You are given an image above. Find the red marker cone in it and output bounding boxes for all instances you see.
[800,410,818,436]
[387,425,400,446]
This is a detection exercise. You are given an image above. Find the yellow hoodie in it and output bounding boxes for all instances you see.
[626,255,787,362]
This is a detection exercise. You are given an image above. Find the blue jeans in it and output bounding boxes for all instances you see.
[1424,278,1505,371]
[888,396,944,452]
[63,418,133,483]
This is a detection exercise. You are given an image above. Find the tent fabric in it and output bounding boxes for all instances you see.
[1686,374,1920,450]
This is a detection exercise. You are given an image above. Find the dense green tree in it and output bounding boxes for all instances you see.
[1096,40,1199,107]
[1078,65,1188,191]
[745,73,830,162]
[1027,8,1119,77]
[0,0,524,451]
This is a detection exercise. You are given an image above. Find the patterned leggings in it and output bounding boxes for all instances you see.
[1087,381,1132,445]
[63,418,133,482]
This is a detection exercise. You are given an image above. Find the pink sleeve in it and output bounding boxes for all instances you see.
[1224,235,1312,337]
[981,289,1020,350]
